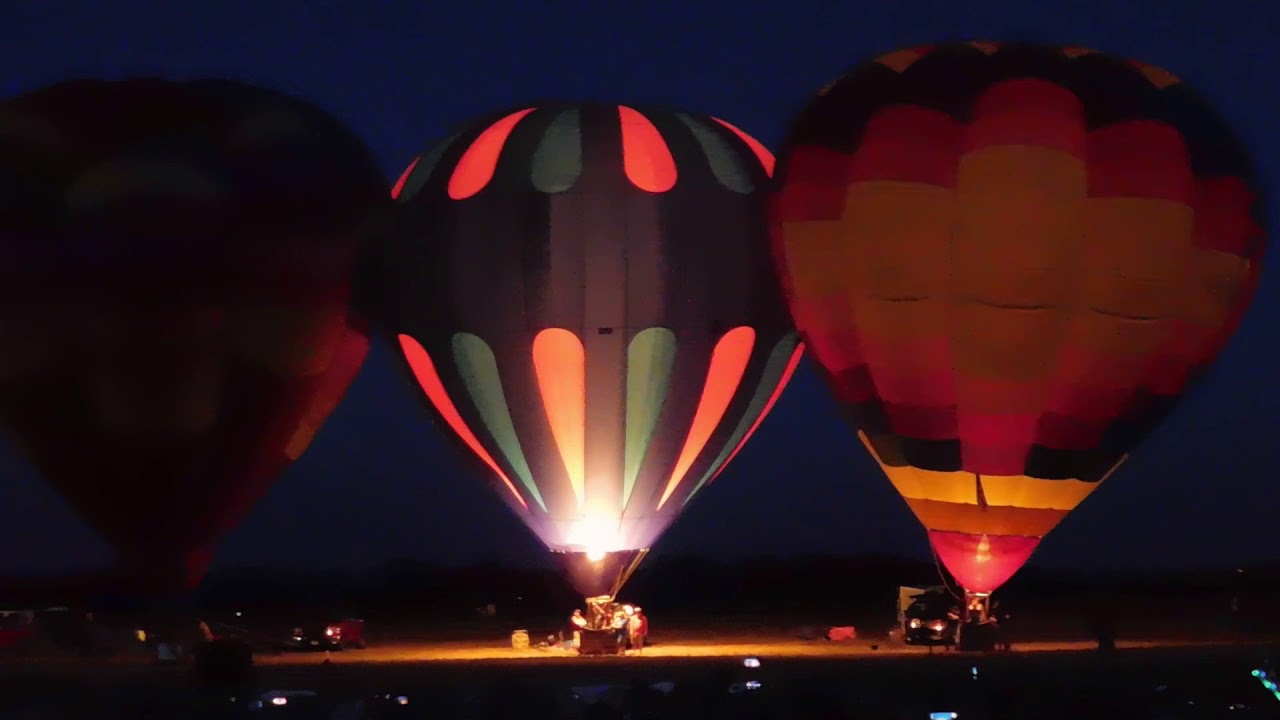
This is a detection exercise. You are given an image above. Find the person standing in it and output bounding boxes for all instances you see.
[632,608,648,651]
[992,600,1012,651]
[611,609,629,655]
[569,609,587,648]
[627,607,642,651]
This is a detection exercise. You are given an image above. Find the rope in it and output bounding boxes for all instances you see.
[930,541,965,602]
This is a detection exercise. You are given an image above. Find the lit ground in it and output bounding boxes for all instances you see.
[3,633,1277,719]
[254,635,1275,665]
[6,626,1276,676]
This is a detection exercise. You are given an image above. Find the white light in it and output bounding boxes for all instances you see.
[271,697,288,706]
[566,512,623,561]
[743,657,761,668]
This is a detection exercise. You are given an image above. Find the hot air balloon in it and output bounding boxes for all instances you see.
[0,78,388,596]
[382,103,801,602]
[772,43,1263,610]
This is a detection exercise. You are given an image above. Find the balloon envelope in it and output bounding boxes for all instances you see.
[772,43,1263,593]
[0,78,388,594]
[384,103,800,596]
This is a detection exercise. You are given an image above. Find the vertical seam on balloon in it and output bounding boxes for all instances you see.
[621,335,677,512]
[656,326,756,509]
[451,333,547,510]
[532,328,587,509]
[396,334,529,510]
[399,130,466,203]
[617,106,677,193]
[709,116,776,178]
[447,108,537,200]
[674,113,753,194]
[284,331,369,460]
[946,98,963,476]
[530,108,583,194]
[390,157,420,199]
[685,337,804,504]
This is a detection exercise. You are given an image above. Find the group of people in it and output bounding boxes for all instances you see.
[955,597,1012,651]
[569,601,648,655]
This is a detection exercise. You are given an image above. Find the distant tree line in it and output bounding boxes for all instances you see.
[2,554,1277,618]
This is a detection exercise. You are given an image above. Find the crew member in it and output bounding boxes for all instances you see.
[569,609,587,648]
[991,601,1012,651]
[611,609,629,655]
[630,607,648,651]
[967,597,985,623]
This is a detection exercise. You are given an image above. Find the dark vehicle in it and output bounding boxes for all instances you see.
[0,610,36,653]
[22,607,110,654]
[902,590,960,647]
[277,617,366,652]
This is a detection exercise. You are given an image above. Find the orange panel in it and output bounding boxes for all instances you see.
[658,327,756,508]
[711,117,776,177]
[618,106,677,193]
[390,157,419,199]
[1129,61,1181,88]
[964,79,1086,156]
[532,328,586,507]
[447,108,536,200]
[397,334,526,508]
[710,341,805,481]
[875,48,923,73]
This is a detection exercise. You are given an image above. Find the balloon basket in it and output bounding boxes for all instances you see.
[956,622,998,652]
[576,628,622,656]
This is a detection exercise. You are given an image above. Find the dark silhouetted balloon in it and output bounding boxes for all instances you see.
[0,78,390,595]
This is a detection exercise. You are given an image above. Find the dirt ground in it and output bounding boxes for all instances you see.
[2,628,1277,720]
[4,620,1274,672]
[2,640,1277,720]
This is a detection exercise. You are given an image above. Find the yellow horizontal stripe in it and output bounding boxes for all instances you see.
[903,497,1068,537]
[859,431,1124,511]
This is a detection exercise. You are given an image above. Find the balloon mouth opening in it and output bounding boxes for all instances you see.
[562,511,627,560]
[928,530,1041,595]
[551,548,649,601]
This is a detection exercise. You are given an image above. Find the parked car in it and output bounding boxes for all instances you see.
[0,610,37,653]
[901,589,960,647]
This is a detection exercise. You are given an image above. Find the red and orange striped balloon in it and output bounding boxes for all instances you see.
[772,43,1263,594]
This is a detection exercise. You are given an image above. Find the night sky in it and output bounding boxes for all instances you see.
[1,0,1277,576]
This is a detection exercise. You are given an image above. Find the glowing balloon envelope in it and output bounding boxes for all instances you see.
[772,43,1263,594]
[383,103,800,598]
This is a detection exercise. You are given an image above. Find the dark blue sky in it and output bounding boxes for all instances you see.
[1,0,1277,576]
